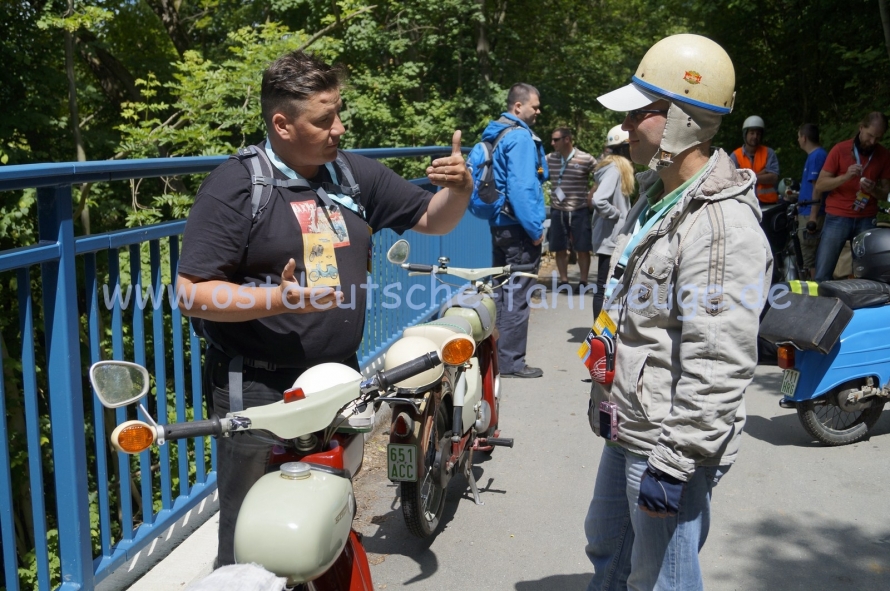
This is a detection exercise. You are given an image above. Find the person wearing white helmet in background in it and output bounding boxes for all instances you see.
[588,125,634,318]
[730,115,780,204]
[582,34,772,591]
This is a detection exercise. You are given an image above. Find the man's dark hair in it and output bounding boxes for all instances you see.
[859,111,889,133]
[506,83,539,109]
[798,123,820,144]
[261,50,344,128]
[554,127,572,139]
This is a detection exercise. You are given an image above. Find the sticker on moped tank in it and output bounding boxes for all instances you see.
[780,369,800,398]
[387,443,418,482]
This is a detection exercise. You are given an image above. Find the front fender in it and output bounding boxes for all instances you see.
[792,306,890,400]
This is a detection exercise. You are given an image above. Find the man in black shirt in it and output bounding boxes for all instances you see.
[176,50,472,567]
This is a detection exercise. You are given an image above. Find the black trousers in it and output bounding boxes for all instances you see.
[204,346,358,567]
[491,225,542,374]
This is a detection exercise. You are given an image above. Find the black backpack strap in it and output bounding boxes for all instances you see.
[334,154,361,197]
[235,144,367,222]
[328,155,366,220]
[234,146,276,222]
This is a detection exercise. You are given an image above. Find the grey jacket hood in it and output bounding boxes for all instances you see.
[635,149,761,224]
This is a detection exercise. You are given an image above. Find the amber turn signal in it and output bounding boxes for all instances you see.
[441,335,475,365]
[111,420,156,454]
[777,345,795,370]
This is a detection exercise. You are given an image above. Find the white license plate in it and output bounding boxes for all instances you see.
[780,369,800,398]
[387,444,418,482]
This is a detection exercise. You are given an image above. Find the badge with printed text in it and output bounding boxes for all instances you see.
[302,233,339,287]
[291,201,351,248]
[852,191,870,212]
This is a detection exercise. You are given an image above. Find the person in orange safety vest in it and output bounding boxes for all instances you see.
[730,115,780,204]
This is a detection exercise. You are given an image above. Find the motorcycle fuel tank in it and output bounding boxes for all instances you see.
[234,462,354,584]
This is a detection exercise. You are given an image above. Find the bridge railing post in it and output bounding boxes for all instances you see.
[37,185,94,590]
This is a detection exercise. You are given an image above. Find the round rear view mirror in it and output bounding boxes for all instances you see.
[89,361,150,408]
[387,239,410,265]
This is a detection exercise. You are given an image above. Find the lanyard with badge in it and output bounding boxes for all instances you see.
[266,145,371,284]
[552,149,575,204]
[576,168,698,382]
[852,143,875,212]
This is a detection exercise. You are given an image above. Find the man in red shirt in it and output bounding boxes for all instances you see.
[811,112,890,281]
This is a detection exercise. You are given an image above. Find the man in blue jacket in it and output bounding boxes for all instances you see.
[484,83,548,378]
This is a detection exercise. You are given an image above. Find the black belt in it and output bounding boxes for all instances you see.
[208,346,302,413]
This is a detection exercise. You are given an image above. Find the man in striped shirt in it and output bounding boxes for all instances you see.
[546,128,597,292]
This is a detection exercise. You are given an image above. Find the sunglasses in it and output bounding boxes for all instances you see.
[551,136,564,142]
[627,109,669,123]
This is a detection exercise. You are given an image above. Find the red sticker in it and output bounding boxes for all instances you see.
[683,71,702,84]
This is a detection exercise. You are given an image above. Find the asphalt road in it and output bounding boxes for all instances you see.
[352,281,890,591]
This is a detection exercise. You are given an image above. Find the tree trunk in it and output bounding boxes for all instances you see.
[65,30,85,163]
[144,0,190,56]
[65,0,90,235]
[75,32,141,105]
[475,0,491,82]
[879,0,890,64]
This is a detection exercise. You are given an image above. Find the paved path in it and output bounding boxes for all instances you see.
[353,282,890,591]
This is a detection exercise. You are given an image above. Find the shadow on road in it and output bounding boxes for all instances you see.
[566,326,590,343]
[713,513,890,591]
[755,369,783,392]
[516,573,590,590]
[746,409,890,447]
[743,413,821,447]
[359,465,498,584]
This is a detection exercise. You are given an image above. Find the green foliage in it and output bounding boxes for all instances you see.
[18,529,61,589]
[0,191,37,249]
[36,2,113,33]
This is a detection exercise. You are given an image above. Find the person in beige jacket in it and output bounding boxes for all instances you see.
[583,35,772,591]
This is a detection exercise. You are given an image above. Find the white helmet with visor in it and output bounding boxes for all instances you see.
[597,34,736,170]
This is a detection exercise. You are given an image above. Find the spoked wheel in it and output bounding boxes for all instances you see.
[797,381,886,446]
[401,399,450,538]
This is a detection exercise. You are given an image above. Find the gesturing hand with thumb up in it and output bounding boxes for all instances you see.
[426,130,473,195]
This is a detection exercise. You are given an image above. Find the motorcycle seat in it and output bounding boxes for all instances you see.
[818,279,890,309]
[402,317,474,349]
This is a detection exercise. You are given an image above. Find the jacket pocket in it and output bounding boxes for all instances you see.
[637,360,675,425]
[627,253,674,319]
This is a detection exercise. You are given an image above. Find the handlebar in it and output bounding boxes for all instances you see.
[159,416,226,441]
[363,351,442,393]
[402,262,538,282]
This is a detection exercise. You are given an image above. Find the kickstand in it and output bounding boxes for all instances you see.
[465,463,484,505]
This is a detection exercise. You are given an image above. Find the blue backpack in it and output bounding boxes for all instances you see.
[467,121,521,220]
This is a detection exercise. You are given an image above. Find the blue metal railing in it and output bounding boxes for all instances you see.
[0,148,489,590]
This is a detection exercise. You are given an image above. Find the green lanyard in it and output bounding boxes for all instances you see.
[645,165,707,221]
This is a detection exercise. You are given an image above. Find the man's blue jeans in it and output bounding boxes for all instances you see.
[584,445,728,591]
[813,214,876,282]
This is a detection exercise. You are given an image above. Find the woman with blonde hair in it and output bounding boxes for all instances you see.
[589,125,635,318]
